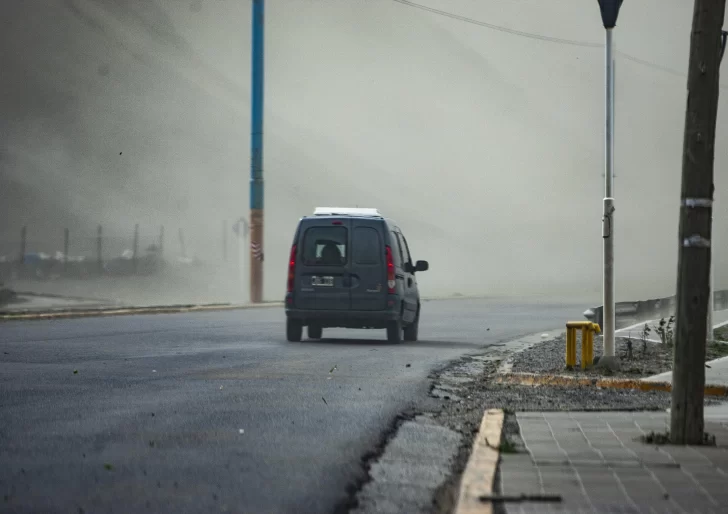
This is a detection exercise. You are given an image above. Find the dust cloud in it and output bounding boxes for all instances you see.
[1,0,726,305]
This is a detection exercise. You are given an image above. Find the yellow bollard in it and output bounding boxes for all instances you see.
[566,321,601,369]
[566,327,577,368]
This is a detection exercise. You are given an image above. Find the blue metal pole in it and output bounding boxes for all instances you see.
[249,0,265,303]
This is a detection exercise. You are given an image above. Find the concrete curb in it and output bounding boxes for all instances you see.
[494,372,728,397]
[0,302,284,321]
[454,408,504,514]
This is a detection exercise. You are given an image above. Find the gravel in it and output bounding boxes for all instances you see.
[510,333,728,379]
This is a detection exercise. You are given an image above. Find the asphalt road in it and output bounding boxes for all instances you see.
[0,297,586,514]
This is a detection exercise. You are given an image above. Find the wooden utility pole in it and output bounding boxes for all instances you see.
[671,0,726,445]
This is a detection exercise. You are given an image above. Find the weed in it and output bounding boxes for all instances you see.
[623,334,634,360]
[653,316,675,346]
[499,438,519,454]
[640,324,651,355]
[639,430,716,446]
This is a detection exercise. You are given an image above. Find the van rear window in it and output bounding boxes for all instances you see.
[353,227,381,265]
[302,227,347,266]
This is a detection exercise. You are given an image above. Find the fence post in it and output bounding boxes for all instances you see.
[19,226,27,266]
[133,223,139,274]
[223,219,228,262]
[178,228,186,258]
[63,228,69,272]
[97,225,103,275]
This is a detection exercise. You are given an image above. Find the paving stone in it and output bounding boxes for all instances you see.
[501,412,728,513]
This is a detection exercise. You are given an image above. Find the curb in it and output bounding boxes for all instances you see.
[0,302,284,321]
[454,408,504,514]
[494,372,728,397]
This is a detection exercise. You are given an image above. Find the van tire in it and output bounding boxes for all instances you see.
[286,319,303,342]
[308,324,322,340]
[386,319,402,343]
[403,316,419,342]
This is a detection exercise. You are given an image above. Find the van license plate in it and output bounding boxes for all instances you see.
[311,276,334,287]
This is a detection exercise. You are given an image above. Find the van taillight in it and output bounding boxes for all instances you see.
[385,246,395,294]
[287,244,297,293]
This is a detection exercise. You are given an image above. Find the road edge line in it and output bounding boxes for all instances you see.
[454,408,504,514]
[494,372,728,397]
[0,302,284,321]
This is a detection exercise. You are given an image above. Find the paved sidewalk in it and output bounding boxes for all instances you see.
[498,411,728,514]
[643,356,728,390]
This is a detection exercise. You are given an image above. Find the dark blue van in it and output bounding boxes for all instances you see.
[284,207,429,343]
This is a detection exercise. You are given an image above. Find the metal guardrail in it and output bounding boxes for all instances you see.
[583,289,728,330]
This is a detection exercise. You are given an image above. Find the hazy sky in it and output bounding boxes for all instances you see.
[1,0,726,302]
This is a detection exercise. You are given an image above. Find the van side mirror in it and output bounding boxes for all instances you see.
[414,260,429,272]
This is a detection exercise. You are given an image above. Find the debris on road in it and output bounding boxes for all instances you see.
[322,397,328,405]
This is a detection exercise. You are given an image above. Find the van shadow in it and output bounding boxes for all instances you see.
[291,337,500,350]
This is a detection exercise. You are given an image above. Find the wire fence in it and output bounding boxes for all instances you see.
[0,219,249,283]
[0,226,156,281]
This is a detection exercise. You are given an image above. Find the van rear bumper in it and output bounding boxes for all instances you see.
[285,307,399,329]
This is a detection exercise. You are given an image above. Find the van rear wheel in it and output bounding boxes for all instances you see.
[386,319,402,343]
[403,317,419,342]
[308,324,322,340]
[287,319,303,342]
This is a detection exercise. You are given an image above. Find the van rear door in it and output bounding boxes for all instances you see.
[294,219,351,311]
[349,219,387,311]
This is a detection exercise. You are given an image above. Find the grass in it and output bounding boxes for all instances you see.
[714,325,728,343]
[639,430,717,447]
[707,341,728,359]
[499,439,519,454]
[708,325,728,360]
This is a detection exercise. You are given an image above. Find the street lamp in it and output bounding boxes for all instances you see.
[597,0,623,369]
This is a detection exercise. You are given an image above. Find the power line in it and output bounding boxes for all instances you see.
[391,0,600,48]
[617,51,685,78]
[392,0,728,88]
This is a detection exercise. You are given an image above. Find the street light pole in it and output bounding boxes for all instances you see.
[249,0,265,303]
[597,0,623,369]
